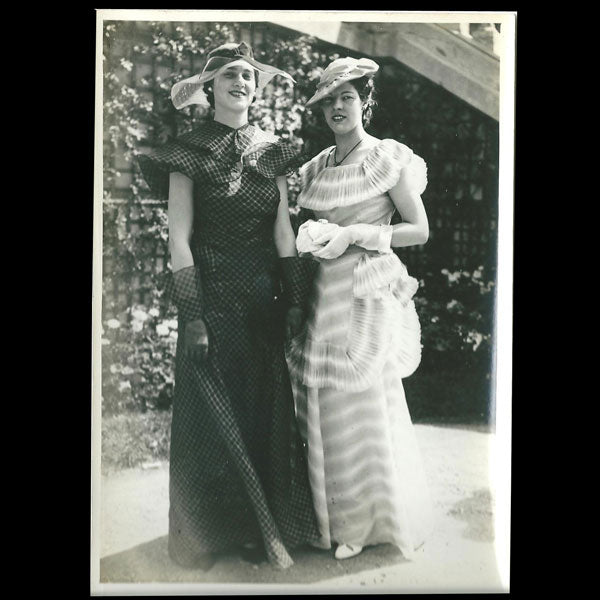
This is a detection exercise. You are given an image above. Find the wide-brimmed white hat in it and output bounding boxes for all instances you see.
[171,41,295,109]
[306,57,379,107]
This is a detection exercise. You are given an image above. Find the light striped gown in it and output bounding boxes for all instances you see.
[286,139,434,558]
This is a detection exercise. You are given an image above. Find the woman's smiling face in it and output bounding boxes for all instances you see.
[212,62,257,112]
[320,82,363,134]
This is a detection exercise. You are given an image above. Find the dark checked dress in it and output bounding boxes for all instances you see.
[137,120,320,569]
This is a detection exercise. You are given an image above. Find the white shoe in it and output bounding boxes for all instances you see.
[335,543,363,559]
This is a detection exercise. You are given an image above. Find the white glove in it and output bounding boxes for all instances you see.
[312,223,393,259]
[297,220,393,260]
[296,220,341,255]
[346,223,394,254]
[311,226,353,260]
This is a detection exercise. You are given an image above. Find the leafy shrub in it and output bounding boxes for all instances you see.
[101,411,172,473]
[404,264,496,425]
[101,303,178,415]
[415,265,495,373]
[404,367,494,426]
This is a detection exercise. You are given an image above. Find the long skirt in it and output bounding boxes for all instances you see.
[168,293,319,570]
[287,250,434,558]
[293,364,433,557]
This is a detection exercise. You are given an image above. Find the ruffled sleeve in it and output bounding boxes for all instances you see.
[363,138,428,197]
[397,151,428,197]
[136,137,209,200]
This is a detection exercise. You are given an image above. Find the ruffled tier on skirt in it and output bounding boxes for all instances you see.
[286,250,422,392]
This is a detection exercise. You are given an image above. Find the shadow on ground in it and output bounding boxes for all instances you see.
[448,488,495,543]
[100,539,407,584]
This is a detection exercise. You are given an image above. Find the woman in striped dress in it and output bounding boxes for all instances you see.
[286,57,434,560]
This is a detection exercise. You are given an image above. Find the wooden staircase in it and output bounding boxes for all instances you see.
[273,20,501,121]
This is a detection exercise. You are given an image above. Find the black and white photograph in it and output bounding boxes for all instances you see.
[91,9,515,595]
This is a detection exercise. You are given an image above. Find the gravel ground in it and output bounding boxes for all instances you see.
[92,424,509,594]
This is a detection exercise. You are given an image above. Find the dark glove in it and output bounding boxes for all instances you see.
[279,257,316,341]
[279,256,316,311]
[172,265,204,322]
[171,265,208,364]
[183,318,209,364]
[284,305,305,341]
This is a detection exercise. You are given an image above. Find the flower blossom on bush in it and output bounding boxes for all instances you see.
[131,309,149,322]
[119,380,132,392]
[414,264,495,369]
[102,300,179,414]
[466,331,485,352]
[156,323,170,336]
[441,268,460,283]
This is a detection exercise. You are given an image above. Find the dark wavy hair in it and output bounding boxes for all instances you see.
[349,75,378,127]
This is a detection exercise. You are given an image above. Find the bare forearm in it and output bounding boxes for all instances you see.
[169,238,195,272]
[390,221,429,247]
[274,226,298,258]
[387,183,429,248]
[167,172,196,272]
[274,176,298,258]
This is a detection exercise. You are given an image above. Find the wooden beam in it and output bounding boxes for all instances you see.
[274,20,499,121]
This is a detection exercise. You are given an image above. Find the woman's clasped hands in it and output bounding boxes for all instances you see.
[296,219,352,260]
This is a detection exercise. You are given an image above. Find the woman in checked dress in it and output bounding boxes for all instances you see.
[137,42,319,570]
[286,57,434,560]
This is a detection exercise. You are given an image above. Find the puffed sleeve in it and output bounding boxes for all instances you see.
[136,139,208,200]
[396,151,428,197]
[363,138,428,197]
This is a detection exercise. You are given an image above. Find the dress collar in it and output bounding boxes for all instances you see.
[177,120,257,161]
[297,139,417,210]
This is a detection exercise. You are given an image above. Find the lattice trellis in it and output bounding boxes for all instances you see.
[373,59,499,277]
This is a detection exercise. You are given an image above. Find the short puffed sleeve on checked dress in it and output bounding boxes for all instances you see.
[285,138,434,558]
[137,120,320,570]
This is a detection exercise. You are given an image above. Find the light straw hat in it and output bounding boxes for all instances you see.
[171,41,295,109]
[306,57,379,107]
